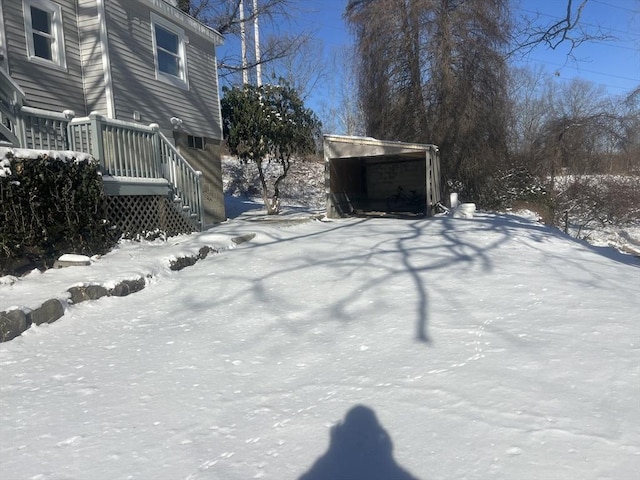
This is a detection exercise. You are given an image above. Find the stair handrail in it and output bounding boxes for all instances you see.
[155,127,204,230]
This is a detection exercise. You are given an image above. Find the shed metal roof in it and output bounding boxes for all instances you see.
[323,135,439,160]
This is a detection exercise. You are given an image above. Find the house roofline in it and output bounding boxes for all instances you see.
[138,0,224,45]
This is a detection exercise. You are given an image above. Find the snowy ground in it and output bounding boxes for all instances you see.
[221,156,640,257]
[1,204,638,479]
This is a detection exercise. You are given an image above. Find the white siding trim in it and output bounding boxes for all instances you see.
[212,50,222,140]
[0,2,7,72]
[22,0,67,70]
[139,0,223,45]
[96,0,114,117]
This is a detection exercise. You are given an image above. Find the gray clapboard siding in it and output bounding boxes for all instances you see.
[2,0,87,114]
[2,0,222,138]
[105,0,222,140]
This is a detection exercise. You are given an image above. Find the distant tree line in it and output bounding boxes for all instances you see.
[344,0,639,217]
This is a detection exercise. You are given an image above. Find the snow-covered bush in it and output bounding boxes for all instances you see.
[220,82,322,214]
[0,149,117,275]
[484,167,553,222]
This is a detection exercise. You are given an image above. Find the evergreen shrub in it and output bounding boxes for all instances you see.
[0,150,117,275]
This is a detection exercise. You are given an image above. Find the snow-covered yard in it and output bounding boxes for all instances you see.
[1,207,638,479]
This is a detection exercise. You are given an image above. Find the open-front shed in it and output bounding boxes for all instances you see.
[324,135,442,218]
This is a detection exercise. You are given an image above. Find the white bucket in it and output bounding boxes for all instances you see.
[450,192,459,209]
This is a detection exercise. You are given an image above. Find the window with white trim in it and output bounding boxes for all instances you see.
[23,0,66,68]
[151,14,188,88]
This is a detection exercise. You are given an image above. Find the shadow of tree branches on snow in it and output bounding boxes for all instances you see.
[175,209,637,349]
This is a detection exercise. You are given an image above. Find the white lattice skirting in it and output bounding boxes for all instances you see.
[104,195,197,237]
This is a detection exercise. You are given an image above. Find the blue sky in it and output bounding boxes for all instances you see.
[510,0,640,95]
[219,0,639,115]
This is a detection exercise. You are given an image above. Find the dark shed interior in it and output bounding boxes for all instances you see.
[324,135,441,218]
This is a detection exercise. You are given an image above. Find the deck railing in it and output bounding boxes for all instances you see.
[0,72,72,150]
[69,114,163,179]
[157,130,204,227]
[68,113,203,228]
[19,106,74,150]
[0,99,203,229]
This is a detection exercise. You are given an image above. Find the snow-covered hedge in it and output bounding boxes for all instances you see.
[0,148,117,275]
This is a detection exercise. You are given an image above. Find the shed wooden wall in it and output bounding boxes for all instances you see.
[365,157,425,201]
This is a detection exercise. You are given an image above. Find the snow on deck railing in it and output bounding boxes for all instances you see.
[18,106,75,151]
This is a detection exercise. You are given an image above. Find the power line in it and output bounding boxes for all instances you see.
[590,0,640,13]
[517,59,638,91]
[537,71,636,92]
[516,7,640,40]
[527,56,640,82]
[589,40,640,50]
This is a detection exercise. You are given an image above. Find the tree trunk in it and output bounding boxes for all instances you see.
[256,160,278,215]
[272,158,292,213]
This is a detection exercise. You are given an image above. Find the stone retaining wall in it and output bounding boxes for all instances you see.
[0,235,256,342]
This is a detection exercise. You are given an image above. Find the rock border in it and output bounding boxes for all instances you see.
[0,279,147,342]
[0,234,256,342]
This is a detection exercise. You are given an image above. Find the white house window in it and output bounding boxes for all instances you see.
[151,14,188,88]
[23,0,66,68]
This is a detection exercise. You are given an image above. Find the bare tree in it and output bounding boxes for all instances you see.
[346,0,512,204]
[611,87,640,173]
[179,0,311,80]
[506,66,554,161]
[177,0,191,14]
[263,38,327,101]
[318,47,365,136]
[530,78,628,184]
[345,0,428,142]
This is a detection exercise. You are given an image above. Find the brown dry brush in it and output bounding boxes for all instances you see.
[554,175,640,237]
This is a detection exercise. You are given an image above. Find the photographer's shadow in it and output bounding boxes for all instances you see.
[298,405,422,480]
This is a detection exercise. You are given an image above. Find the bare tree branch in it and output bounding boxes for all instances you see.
[510,0,614,58]
[183,0,314,82]
[217,31,309,79]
